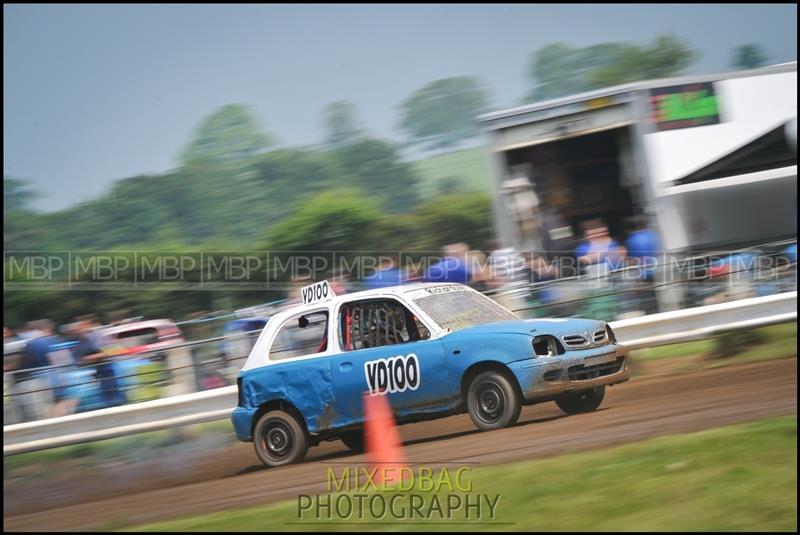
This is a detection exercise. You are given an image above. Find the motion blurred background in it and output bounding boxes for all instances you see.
[4,4,797,324]
[3,4,797,532]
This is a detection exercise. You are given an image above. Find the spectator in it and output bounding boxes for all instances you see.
[422,243,472,284]
[528,253,561,307]
[4,326,24,372]
[73,317,126,407]
[624,215,662,281]
[329,272,351,295]
[466,249,490,293]
[77,313,104,346]
[575,219,626,277]
[362,256,405,289]
[18,321,43,342]
[623,215,662,315]
[16,319,77,420]
[4,326,26,424]
[783,243,798,264]
[778,242,797,290]
[575,220,625,320]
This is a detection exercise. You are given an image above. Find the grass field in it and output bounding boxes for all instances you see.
[411,147,491,198]
[126,415,797,532]
[631,322,797,365]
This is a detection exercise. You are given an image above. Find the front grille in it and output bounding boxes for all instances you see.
[567,356,625,381]
[593,329,607,344]
[563,334,587,347]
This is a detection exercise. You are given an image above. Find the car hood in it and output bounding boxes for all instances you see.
[446,318,606,338]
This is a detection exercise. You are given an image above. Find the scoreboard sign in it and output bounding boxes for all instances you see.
[650,82,721,131]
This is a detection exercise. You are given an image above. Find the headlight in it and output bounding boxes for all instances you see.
[532,335,564,357]
[606,324,617,343]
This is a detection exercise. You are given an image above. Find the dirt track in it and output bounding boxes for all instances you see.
[4,357,797,531]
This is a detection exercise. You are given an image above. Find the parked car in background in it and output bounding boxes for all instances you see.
[97,319,185,356]
[69,320,185,411]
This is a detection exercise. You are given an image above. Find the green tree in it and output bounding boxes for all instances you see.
[398,76,490,152]
[3,176,39,212]
[180,104,272,164]
[3,177,44,250]
[413,192,493,251]
[590,35,696,88]
[525,35,697,102]
[331,139,421,212]
[731,44,769,70]
[526,42,629,102]
[322,101,363,149]
[264,188,383,252]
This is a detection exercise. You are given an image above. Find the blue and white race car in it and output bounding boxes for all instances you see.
[232,281,629,466]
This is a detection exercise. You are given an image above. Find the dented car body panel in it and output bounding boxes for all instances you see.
[232,283,629,443]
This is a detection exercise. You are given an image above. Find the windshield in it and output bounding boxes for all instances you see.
[409,285,518,332]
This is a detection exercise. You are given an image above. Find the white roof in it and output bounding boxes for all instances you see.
[279,282,455,319]
[240,282,473,371]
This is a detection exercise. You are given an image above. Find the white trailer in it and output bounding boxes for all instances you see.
[478,62,797,256]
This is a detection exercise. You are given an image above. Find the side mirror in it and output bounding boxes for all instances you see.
[298,316,309,329]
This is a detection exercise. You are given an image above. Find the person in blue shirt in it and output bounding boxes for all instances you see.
[17,319,77,419]
[18,320,62,380]
[422,243,472,284]
[778,243,797,290]
[362,256,405,289]
[73,317,126,407]
[623,215,663,314]
[783,243,797,263]
[624,215,662,283]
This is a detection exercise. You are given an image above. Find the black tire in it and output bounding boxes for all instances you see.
[340,430,365,453]
[466,370,521,431]
[253,410,308,467]
[555,386,606,414]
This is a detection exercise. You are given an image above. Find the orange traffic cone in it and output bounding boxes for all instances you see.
[363,391,408,487]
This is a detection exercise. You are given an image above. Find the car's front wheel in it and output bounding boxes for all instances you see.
[253,410,308,467]
[466,370,522,431]
[555,386,605,414]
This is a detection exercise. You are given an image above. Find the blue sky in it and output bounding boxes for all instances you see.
[4,4,797,211]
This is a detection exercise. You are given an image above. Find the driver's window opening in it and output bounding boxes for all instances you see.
[340,299,430,351]
[269,311,329,361]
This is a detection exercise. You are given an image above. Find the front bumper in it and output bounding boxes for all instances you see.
[509,343,629,403]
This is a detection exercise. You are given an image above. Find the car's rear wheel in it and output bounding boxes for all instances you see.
[466,370,521,431]
[340,430,365,453]
[253,410,308,467]
[555,386,605,414]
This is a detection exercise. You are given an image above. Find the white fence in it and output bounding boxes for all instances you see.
[4,291,796,455]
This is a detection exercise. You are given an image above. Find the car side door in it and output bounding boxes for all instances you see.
[329,297,453,422]
[242,308,342,435]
